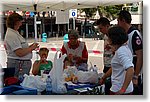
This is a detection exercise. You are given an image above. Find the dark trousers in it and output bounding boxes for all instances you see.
[105,77,111,95]
[103,66,111,95]
[133,75,143,95]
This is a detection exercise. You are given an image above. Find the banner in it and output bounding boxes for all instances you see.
[56,10,69,24]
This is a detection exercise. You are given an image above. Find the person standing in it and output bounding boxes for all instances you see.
[4,13,39,78]
[100,26,134,95]
[117,10,143,95]
[96,17,113,94]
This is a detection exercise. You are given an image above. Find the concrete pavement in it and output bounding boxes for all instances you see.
[0,37,104,73]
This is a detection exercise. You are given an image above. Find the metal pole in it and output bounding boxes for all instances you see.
[51,18,52,37]
[73,17,75,30]
[33,4,38,42]
[56,24,59,40]
[0,17,4,40]
[34,14,37,42]
[26,23,28,39]
[50,11,53,37]
[68,23,69,31]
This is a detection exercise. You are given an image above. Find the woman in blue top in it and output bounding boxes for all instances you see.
[32,48,53,75]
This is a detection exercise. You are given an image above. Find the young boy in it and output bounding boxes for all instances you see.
[32,48,53,76]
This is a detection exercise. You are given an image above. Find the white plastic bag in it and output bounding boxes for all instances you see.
[50,51,67,94]
[21,74,46,93]
[63,66,78,77]
[63,66,78,83]
[77,71,98,84]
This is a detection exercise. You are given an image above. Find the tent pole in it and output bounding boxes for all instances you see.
[34,14,37,42]
[73,17,75,30]
[26,23,28,39]
[33,4,38,42]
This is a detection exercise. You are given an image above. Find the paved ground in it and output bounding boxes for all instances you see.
[0,37,104,73]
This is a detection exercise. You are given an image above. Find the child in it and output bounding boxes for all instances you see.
[32,48,53,76]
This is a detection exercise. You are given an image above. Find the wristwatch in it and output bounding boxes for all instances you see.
[133,75,138,80]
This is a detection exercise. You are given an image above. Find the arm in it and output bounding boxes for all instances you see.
[99,67,112,85]
[15,43,39,57]
[133,49,143,85]
[117,67,134,94]
[15,48,32,57]
[32,61,41,75]
[134,49,143,76]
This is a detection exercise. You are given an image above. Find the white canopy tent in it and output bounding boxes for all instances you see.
[0,0,142,12]
[0,0,142,41]
[110,14,142,24]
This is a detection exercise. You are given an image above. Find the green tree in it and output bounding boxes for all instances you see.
[80,5,123,20]
[103,5,123,19]
[81,8,97,18]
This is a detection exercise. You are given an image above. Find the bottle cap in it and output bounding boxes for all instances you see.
[19,68,23,71]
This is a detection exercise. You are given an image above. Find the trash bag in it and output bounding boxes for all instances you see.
[50,51,67,94]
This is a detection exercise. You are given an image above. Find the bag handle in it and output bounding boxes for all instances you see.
[54,50,63,60]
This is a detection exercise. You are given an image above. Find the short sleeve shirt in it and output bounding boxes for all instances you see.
[4,28,32,60]
[110,45,134,93]
[127,26,143,55]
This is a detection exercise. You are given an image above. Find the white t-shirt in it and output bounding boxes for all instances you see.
[110,44,134,93]
[4,28,32,60]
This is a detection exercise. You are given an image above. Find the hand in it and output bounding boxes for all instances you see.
[115,88,126,95]
[73,56,82,64]
[40,55,47,63]
[99,77,105,85]
[68,54,73,61]
[115,90,125,95]
[30,43,39,50]
[132,75,138,86]
[132,78,138,86]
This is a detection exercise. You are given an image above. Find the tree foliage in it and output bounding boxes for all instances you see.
[103,5,123,19]
[81,5,123,20]
[81,8,97,18]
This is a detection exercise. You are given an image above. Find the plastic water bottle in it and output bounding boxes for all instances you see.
[89,62,94,72]
[93,65,98,73]
[89,66,94,72]
[46,75,52,95]
[18,68,24,82]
